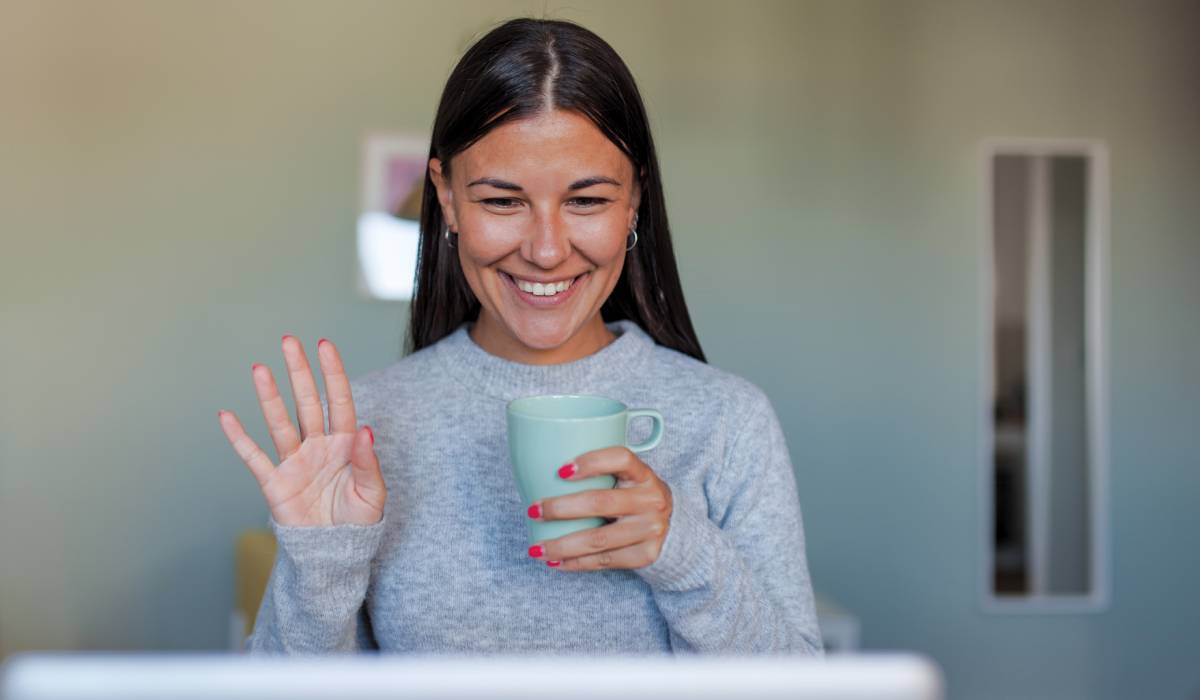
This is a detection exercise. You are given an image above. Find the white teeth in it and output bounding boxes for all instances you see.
[513,274,574,296]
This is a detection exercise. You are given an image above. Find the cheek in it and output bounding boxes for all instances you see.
[457,211,524,266]
[569,216,629,263]
[455,208,629,267]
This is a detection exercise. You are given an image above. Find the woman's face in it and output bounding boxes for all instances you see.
[428,109,640,360]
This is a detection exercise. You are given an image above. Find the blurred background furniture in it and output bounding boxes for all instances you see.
[231,529,276,652]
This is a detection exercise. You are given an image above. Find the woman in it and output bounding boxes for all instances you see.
[217,17,823,655]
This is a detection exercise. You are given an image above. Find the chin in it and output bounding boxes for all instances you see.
[505,315,580,351]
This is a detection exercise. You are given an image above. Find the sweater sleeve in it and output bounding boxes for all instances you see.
[245,515,386,653]
[632,395,824,655]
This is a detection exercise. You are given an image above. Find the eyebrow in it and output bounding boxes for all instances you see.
[466,176,622,191]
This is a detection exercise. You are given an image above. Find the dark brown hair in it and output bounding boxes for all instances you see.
[406,17,705,363]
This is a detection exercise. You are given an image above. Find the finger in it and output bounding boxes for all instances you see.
[557,539,662,572]
[562,446,654,485]
[538,484,664,521]
[280,335,325,440]
[533,514,657,562]
[251,362,302,461]
[350,425,386,499]
[217,409,276,487]
[316,338,356,435]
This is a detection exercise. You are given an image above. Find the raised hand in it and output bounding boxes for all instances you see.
[217,336,385,527]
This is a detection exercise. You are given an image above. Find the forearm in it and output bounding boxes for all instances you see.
[635,491,823,655]
[246,516,385,653]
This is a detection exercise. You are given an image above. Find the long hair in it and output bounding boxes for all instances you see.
[406,17,705,363]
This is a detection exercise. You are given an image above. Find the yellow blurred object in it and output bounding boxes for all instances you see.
[235,529,277,639]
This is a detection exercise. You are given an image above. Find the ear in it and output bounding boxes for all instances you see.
[428,158,459,231]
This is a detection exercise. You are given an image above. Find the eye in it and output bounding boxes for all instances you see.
[482,197,522,209]
[568,197,609,207]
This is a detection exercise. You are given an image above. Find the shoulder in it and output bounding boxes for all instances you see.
[637,339,792,515]
[635,336,782,481]
[641,339,775,427]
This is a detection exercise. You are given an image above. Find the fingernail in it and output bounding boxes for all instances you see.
[282,334,293,342]
[364,425,374,445]
[546,560,561,568]
[557,463,576,479]
[251,363,263,372]
[526,502,542,519]
[318,338,329,347]
[528,544,544,558]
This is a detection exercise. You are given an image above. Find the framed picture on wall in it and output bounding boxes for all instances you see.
[357,133,429,301]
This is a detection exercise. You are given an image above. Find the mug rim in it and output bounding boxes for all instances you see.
[506,393,628,421]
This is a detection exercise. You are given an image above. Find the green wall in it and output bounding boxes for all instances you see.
[2,2,1197,698]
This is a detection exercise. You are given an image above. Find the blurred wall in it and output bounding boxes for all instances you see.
[2,1,1197,698]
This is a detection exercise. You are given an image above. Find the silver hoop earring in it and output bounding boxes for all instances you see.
[444,227,457,248]
[625,213,639,252]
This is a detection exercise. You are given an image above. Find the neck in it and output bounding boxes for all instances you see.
[469,312,616,365]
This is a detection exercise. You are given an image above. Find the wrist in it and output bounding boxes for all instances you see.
[633,495,717,591]
[270,513,386,567]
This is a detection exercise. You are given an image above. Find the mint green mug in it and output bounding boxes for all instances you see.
[506,394,664,545]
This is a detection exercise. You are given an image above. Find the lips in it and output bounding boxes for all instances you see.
[499,270,586,307]
[511,273,576,295]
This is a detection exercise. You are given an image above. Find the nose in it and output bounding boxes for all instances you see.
[522,209,571,269]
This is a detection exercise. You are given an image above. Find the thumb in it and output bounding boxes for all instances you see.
[350,425,386,498]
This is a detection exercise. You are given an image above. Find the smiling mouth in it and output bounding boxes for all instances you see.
[499,270,586,297]
[498,269,589,306]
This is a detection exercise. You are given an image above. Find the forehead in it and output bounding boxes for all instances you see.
[455,109,632,184]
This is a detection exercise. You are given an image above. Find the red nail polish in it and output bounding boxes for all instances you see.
[528,544,544,558]
[318,338,329,347]
[526,503,541,519]
[546,560,561,568]
[251,363,262,372]
[364,425,374,445]
[557,463,576,479]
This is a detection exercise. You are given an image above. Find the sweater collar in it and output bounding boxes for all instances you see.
[434,319,653,402]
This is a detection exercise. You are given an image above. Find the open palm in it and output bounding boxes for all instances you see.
[217,336,385,527]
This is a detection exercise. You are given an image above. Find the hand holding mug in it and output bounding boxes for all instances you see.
[217,336,386,527]
[526,445,673,571]
[506,394,667,569]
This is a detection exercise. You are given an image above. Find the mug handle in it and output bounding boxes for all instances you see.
[625,409,664,453]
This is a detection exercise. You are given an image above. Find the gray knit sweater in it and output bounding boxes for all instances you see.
[247,319,823,655]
